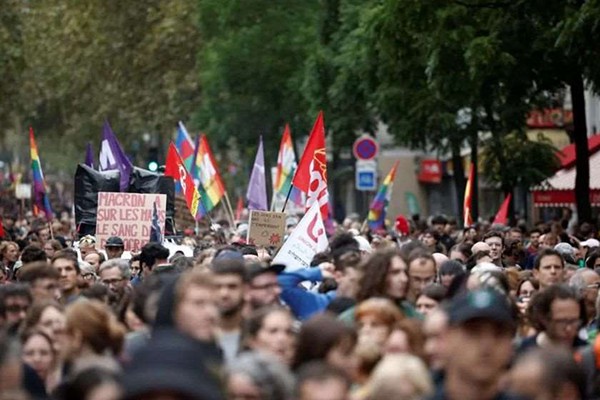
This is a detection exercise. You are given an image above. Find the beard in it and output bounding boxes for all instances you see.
[219,299,244,318]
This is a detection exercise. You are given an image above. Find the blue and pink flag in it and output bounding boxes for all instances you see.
[367,161,399,230]
[246,136,268,211]
[29,127,53,220]
[175,121,195,171]
[98,121,133,192]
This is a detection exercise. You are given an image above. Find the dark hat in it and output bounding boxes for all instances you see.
[214,249,244,262]
[105,236,124,247]
[448,289,515,327]
[123,329,224,400]
[246,262,285,280]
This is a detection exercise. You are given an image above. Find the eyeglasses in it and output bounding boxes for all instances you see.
[586,282,600,290]
[101,278,124,286]
[82,273,96,281]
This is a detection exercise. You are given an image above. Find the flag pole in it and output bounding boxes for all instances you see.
[223,192,236,226]
[47,219,54,240]
[280,185,293,213]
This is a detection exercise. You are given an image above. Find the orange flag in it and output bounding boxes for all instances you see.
[463,163,474,227]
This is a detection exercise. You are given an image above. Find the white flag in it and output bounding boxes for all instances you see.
[272,201,328,270]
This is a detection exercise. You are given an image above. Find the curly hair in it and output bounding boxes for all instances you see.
[356,249,405,302]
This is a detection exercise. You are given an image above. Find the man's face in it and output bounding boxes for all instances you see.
[105,246,124,260]
[424,310,449,370]
[336,267,359,298]
[52,258,79,294]
[37,229,50,244]
[385,256,409,300]
[100,267,127,297]
[422,233,436,248]
[509,231,523,243]
[31,278,60,302]
[408,258,436,299]
[175,284,219,341]
[529,232,541,247]
[84,253,101,271]
[581,271,600,314]
[79,245,95,259]
[213,273,245,317]
[4,244,19,263]
[129,260,141,278]
[433,223,444,234]
[247,272,281,309]
[4,295,30,325]
[533,255,564,288]
[545,298,581,346]
[445,319,513,384]
[484,236,503,261]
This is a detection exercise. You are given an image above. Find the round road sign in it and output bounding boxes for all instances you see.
[353,135,379,160]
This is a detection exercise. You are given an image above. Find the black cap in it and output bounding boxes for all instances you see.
[448,289,515,327]
[246,262,285,280]
[105,236,124,247]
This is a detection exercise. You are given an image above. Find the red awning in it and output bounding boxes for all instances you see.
[557,134,600,168]
[417,159,442,184]
[532,147,600,207]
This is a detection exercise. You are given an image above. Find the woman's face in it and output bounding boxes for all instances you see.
[385,256,409,300]
[384,328,410,355]
[518,281,536,299]
[357,314,390,349]
[22,334,54,380]
[37,306,66,349]
[250,311,295,365]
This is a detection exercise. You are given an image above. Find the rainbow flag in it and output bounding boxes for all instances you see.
[273,124,303,208]
[463,162,474,227]
[192,134,226,211]
[29,127,53,220]
[367,161,399,230]
[175,121,195,171]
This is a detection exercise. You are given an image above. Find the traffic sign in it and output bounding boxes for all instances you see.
[356,160,378,191]
[353,135,379,161]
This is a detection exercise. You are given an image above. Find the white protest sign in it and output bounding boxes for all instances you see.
[95,192,166,252]
[272,201,328,270]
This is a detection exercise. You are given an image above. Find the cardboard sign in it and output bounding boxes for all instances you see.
[95,192,166,251]
[246,210,286,248]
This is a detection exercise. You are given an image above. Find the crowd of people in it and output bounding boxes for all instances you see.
[1,211,600,399]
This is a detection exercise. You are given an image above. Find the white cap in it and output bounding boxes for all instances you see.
[581,238,600,248]
[354,236,373,254]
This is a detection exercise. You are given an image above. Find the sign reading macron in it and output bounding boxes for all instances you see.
[95,192,166,251]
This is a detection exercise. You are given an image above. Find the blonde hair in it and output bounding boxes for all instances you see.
[365,354,433,400]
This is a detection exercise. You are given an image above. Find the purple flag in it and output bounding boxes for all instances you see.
[98,120,133,191]
[85,142,95,169]
[246,136,268,210]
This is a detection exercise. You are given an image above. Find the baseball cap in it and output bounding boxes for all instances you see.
[246,262,285,280]
[581,238,600,248]
[214,249,244,262]
[554,242,578,265]
[448,289,515,328]
[105,236,124,247]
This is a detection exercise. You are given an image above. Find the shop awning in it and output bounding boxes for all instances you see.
[532,146,600,207]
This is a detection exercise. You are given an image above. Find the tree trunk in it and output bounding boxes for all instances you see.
[452,140,466,223]
[570,74,591,224]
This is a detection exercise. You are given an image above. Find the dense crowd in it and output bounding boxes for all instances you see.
[1,211,600,400]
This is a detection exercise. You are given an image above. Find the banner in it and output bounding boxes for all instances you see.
[272,202,328,270]
[95,192,166,251]
[246,210,286,248]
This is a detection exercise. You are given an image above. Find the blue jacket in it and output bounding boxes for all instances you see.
[277,268,336,320]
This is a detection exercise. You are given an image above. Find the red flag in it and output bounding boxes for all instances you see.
[164,142,204,220]
[235,197,244,221]
[463,162,474,227]
[292,111,329,219]
[0,216,5,238]
[493,193,512,225]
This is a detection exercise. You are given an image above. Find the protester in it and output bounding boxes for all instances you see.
[104,236,125,260]
[415,284,446,316]
[242,306,296,366]
[295,361,350,400]
[0,283,32,334]
[244,262,284,313]
[20,329,57,392]
[227,352,294,400]
[18,261,61,302]
[533,248,566,289]
[51,250,82,304]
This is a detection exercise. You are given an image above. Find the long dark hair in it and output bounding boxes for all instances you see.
[356,249,404,302]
